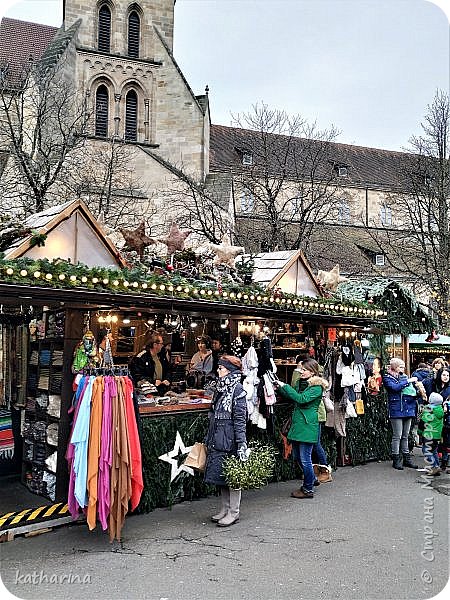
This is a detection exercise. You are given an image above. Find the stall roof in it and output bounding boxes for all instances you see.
[335,277,433,334]
[2,199,126,268]
[409,334,450,347]
[0,281,378,329]
[245,249,322,297]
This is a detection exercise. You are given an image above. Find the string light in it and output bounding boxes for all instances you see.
[1,260,392,326]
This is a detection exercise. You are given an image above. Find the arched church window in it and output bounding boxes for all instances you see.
[128,11,140,58]
[125,90,138,141]
[98,5,111,53]
[95,85,109,137]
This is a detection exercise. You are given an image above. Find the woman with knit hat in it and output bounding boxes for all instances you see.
[204,355,248,527]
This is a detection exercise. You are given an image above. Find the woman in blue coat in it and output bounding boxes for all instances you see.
[204,355,248,527]
[382,357,418,470]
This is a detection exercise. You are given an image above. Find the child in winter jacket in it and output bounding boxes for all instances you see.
[418,392,445,475]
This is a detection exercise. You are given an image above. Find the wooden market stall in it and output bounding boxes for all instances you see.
[409,333,450,368]
[0,206,434,518]
[0,270,383,511]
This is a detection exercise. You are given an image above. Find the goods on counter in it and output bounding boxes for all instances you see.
[137,388,212,412]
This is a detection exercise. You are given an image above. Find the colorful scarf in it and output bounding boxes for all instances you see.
[214,371,242,412]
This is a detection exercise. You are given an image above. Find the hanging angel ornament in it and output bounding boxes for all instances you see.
[158,223,191,255]
[120,222,157,259]
[209,234,245,269]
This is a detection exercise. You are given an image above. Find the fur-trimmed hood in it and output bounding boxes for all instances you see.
[307,376,329,391]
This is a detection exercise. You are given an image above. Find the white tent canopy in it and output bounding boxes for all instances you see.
[243,249,322,297]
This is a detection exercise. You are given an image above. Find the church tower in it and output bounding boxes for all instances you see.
[62,0,209,185]
[63,0,175,61]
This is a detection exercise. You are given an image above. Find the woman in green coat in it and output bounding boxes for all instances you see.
[275,358,329,498]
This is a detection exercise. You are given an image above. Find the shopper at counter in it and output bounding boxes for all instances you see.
[382,357,418,470]
[187,336,213,387]
[211,337,225,374]
[129,333,171,388]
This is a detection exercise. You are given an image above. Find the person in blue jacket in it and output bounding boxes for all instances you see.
[382,357,418,470]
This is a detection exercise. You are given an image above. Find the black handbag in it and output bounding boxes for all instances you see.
[186,370,205,389]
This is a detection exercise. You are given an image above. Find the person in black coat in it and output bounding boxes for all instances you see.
[210,337,225,375]
[204,354,248,527]
[129,333,171,388]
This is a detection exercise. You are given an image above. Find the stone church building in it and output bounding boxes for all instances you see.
[0,0,423,279]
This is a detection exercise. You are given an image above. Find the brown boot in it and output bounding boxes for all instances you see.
[314,464,333,483]
[291,487,314,499]
[428,466,441,476]
[211,487,230,523]
[217,489,241,527]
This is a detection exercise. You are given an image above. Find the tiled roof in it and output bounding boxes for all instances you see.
[210,124,411,191]
[0,17,58,84]
[234,218,405,279]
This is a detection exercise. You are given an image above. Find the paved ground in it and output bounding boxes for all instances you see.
[1,461,449,600]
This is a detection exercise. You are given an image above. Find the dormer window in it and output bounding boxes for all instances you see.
[375,254,385,266]
[336,165,348,177]
[242,153,253,166]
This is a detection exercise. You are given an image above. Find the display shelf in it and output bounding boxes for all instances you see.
[21,333,64,501]
[273,332,305,336]
[272,346,306,350]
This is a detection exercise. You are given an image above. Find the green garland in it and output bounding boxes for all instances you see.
[0,255,385,322]
[345,392,391,464]
[137,412,214,514]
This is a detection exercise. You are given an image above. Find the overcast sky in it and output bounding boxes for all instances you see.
[1,0,449,152]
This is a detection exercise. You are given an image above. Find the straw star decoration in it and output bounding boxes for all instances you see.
[120,222,157,259]
[158,223,191,255]
[210,234,245,268]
